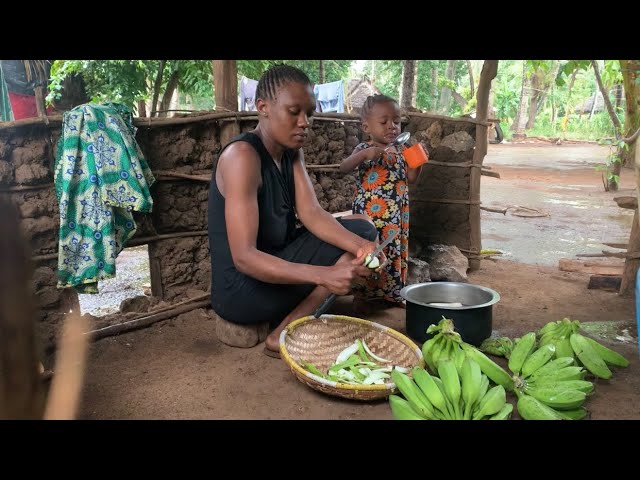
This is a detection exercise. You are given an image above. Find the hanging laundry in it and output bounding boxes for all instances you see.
[54,103,155,293]
[313,80,345,113]
[239,76,259,112]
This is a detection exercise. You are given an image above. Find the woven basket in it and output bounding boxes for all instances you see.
[279,314,424,401]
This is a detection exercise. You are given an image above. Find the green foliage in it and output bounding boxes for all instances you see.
[48,60,214,112]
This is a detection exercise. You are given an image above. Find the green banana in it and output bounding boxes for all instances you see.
[478,374,490,401]
[472,385,506,420]
[527,378,594,394]
[570,333,612,379]
[489,403,513,420]
[524,386,586,410]
[508,332,537,375]
[461,357,482,420]
[538,321,561,336]
[581,336,629,368]
[530,366,586,382]
[390,370,436,419]
[521,344,556,378]
[516,393,564,420]
[412,367,449,418]
[557,407,589,420]
[438,359,462,419]
[554,338,574,359]
[461,343,514,391]
[388,394,426,420]
[532,357,575,377]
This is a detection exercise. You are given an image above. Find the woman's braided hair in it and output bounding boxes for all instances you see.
[255,64,312,102]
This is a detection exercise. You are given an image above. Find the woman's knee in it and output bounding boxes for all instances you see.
[341,217,378,242]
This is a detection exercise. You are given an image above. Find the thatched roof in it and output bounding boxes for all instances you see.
[345,77,381,113]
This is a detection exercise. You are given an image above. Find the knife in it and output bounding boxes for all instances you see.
[313,228,400,318]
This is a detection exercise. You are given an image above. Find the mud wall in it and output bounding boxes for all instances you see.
[0,111,478,345]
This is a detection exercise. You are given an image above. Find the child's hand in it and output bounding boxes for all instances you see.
[363,146,386,162]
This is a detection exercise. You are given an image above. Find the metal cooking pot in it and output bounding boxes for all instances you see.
[400,282,500,346]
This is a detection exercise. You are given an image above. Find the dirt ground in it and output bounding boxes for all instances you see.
[73,143,640,420]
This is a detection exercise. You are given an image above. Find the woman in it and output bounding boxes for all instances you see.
[208,65,384,357]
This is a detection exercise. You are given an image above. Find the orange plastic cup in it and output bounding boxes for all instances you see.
[403,143,429,168]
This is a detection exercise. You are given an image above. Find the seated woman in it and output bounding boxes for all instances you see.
[208,65,384,357]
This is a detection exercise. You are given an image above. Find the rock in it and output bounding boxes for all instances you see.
[214,312,269,348]
[120,295,152,313]
[440,131,475,153]
[407,257,431,285]
[425,244,469,282]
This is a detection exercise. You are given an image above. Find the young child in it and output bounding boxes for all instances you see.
[340,94,425,309]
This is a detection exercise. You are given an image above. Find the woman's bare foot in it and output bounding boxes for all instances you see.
[264,333,280,354]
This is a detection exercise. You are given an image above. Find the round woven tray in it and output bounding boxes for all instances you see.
[279,314,424,401]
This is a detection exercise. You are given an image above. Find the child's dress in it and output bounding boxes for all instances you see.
[351,142,409,303]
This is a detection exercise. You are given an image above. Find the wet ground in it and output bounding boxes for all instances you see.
[78,143,635,315]
[481,143,635,265]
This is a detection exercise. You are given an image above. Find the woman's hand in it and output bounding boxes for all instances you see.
[353,241,389,274]
[321,262,374,295]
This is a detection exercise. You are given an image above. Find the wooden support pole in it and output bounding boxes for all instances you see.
[620,208,640,296]
[212,60,238,113]
[469,60,498,271]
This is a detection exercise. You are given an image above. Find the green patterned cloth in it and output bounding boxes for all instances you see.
[54,103,155,293]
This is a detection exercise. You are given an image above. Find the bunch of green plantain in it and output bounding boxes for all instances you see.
[388,359,512,420]
[421,317,467,374]
[479,336,514,358]
[537,319,629,379]
[509,332,592,419]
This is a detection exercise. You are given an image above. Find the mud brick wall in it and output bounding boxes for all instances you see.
[0,123,79,349]
[136,121,219,302]
[405,115,477,259]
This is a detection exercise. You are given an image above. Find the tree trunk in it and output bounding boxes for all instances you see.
[137,100,147,117]
[526,72,540,129]
[400,60,417,109]
[469,60,499,271]
[151,60,166,117]
[593,60,623,191]
[319,60,325,84]
[615,83,623,110]
[439,60,456,114]
[411,61,419,108]
[431,67,438,111]
[511,61,530,136]
[620,60,640,167]
[212,60,238,112]
[158,70,179,117]
[466,60,475,98]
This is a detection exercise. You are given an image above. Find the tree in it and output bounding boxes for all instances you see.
[400,60,418,109]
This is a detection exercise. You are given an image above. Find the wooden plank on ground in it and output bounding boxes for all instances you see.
[558,258,624,276]
[588,275,622,292]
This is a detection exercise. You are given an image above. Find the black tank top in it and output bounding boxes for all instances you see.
[208,132,298,295]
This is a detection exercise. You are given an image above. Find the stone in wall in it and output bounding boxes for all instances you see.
[148,236,210,302]
[153,183,209,233]
[137,121,220,173]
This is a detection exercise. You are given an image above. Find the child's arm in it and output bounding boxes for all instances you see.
[339,145,386,173]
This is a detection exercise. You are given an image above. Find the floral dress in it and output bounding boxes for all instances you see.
[351,142,409,303]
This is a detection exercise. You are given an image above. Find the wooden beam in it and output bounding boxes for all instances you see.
[212,60,238,112]
[559,258,624,276]
[588,275,622,292]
